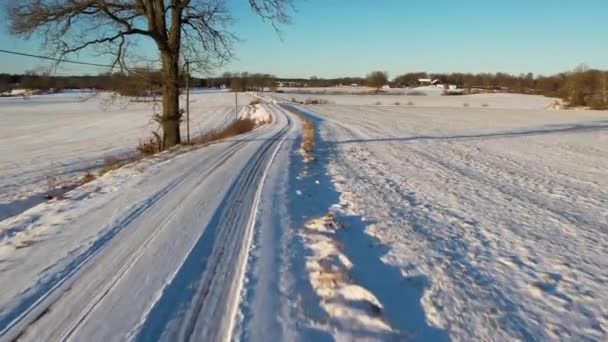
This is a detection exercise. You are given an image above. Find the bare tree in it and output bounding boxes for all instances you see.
[0,78,8,93]
[366,71,388,92]
[7,0,293,148]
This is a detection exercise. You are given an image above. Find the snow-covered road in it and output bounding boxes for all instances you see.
[297,103,608,340]
[0,103,295,341]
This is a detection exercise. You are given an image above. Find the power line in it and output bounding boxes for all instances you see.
[0,48,161,73]
[0,48,115,68]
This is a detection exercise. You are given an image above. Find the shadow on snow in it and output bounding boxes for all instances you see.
[329,120,608,145]
[285,104,450,341]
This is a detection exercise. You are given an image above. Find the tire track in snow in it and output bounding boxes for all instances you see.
[132,104,292,342]
[0,126,269,342]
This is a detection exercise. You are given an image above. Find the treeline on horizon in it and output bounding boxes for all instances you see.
[1,65,606,109]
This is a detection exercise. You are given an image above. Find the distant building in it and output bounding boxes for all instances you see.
[277,81,305,88]
[418,78,432,85]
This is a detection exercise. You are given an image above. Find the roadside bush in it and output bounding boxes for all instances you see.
[463,103,470,107]
[481,103,489,108]
[374,101,382,105]
[406,91,427,96]
[407,101,414,106]
[393,102,400,106]
[137,135,162,156]
[192,118,257,145]
[45,176,58,200]
[250,99,261,105]
[79,172,96,185]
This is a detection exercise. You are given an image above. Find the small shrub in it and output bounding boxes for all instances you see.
[45,176,58,200]
[80,172,96,185]
[407,101,414,106]
[463,103,470,107]
[481,103,489,108]
[374,101,382,105]
[250,99,261,105]
[393,102,400,106]
[137,136,162,157]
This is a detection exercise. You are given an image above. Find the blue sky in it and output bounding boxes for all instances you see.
[1,0,607,78]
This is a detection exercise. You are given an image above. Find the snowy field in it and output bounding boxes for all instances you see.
[293,100,608,340]
[277,86,436,95]
[0,90,606,341]
[0,90,253,220]
[273,90,556,109]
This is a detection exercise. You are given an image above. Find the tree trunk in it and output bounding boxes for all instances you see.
[160,51,181,149]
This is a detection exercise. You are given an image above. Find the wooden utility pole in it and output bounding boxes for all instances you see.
[185,60,191,144]
[604,72,608,106]
[235,90,238,120]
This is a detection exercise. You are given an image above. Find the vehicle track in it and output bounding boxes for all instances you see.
[0,104,290,342]
[134,104,293,342]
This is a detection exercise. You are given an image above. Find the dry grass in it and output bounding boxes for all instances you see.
[296,113,315,162]
[191,117,257,145]
[281,105,315,162]
[39,115,262,205]
[80,172,96,185]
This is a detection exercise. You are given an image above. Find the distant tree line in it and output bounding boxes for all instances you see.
[392,65,608,109]
[220,72,278,92]
[2,65,607,109]
[0,71,165,96]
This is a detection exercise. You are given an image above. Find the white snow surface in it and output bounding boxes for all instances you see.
[273,91,556,109]
[278,86,445,96]
[0,90,253,220]
[1,90,607,342]
[0,100,295,341]
[296,102,608,341]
